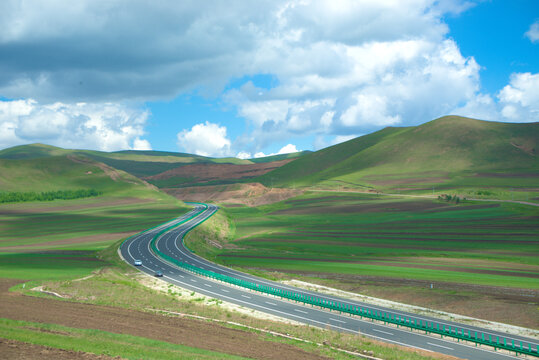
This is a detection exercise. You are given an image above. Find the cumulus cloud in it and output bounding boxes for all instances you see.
[498,72,539,122]
[332,135,358,145]
[177,121,231,157]
[236,151,251,160]
[0,99,151,151]
[251,143,300,159]
[525,20,539,43]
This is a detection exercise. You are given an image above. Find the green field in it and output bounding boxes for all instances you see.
[191,192,539,290]
[0,196,189,280]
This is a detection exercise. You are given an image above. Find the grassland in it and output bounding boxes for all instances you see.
[185,191,539,327]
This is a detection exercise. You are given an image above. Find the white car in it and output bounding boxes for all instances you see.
[134,260,142,266]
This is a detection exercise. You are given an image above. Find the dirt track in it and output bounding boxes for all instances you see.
[0,279,328,360]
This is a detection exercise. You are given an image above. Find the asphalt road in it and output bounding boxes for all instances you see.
[120,203,538,360]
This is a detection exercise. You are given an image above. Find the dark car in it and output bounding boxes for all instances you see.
[155,270,163,277]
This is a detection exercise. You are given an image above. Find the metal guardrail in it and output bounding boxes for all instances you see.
[147,204,539,358]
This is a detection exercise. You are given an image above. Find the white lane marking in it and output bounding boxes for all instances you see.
[294,309,308,314]
[241,295,251,299]
[265,301,276,306]
[179,275,184,278]
[168,271,173,274]
[190,279,197,283]
[204,284,212,288]
[427,342,453,350]
[372,328,394,336]
[330,318,346,324]
[221,289,230,293]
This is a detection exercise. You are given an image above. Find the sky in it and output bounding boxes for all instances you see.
[0,0,537,158]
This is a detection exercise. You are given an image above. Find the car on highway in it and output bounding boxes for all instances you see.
[134,260,142,266]
[155,270,163,277]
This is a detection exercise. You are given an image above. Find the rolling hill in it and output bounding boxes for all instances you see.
[257,116,538,196]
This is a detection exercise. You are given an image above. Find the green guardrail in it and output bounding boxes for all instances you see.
[146,204,539,358]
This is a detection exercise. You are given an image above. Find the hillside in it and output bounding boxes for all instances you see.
[259,116,538,197]
[0,150,172,201]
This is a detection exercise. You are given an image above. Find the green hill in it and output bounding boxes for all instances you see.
[0,144,253,178]
[0,151,171,201]
[259,116,538,198]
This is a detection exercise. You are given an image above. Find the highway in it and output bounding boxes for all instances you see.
[120,203,539,360]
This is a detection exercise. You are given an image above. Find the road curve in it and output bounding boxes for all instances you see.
[120,203,538,360]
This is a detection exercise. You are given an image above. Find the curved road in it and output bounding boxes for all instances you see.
[120,203,538,360]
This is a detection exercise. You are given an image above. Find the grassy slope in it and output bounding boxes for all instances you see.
[258,116,538,197]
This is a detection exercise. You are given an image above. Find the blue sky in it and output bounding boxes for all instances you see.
[0,0,537,157]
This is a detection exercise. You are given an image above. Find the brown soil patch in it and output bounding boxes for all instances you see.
[291,229,534,238]
[285,195,379,204]
[0,232,137,252]
[0,279,327,360]
[0,197,153,215]
[275,231,538,244]
[271,200,452,215]
[367,177,449,186]
[0,338,122,360]
[145,159,294,185]
[165,182,302,206]
[475,172,539,178]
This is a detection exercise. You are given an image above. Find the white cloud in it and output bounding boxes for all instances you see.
[498,72,539,122]
[277,143,298,154]
[0,99,151,151]
[332,135,357,145]
[177,121,231,157]
[133,137,152,150]
[236,151,251,159]
[251,143,300,158]
[525,21,539,43]
[451,93,499,121]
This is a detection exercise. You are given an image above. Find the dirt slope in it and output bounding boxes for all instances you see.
[145,159,295,187]
[164,182,302,206]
